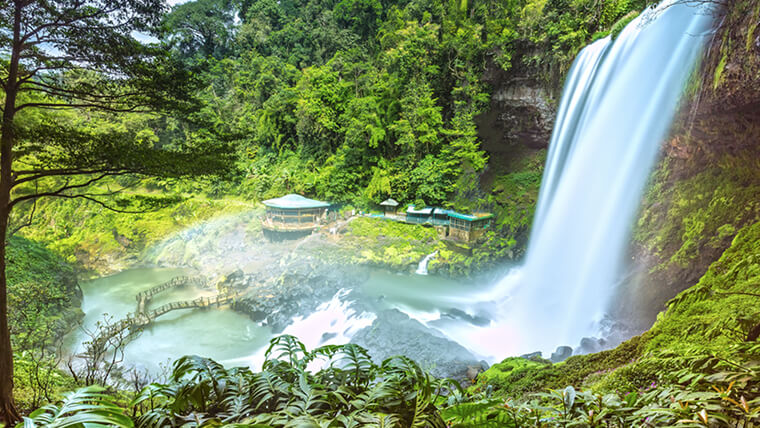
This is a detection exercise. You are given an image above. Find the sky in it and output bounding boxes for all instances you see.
[131,0,191,43]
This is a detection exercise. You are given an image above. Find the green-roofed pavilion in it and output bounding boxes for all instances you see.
[448,211,493,242]
[262,194,330,237]
[262,194,330,209]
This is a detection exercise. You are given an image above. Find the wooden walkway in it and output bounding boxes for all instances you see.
[145,292,239,320]
[135,276,207,313]
[92,275,237,348]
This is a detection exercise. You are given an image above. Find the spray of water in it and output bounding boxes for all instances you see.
[239,290,376,370]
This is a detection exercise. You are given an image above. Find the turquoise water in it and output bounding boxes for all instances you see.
[67,266,494,373]
[68,268,272,373]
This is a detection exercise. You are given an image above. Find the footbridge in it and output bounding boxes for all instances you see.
[135,275,207,313]
[92,275,239,348]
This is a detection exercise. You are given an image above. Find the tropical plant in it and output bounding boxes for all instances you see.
[443,341,760,427]
[16,386,133,428]
[132,335,456,427]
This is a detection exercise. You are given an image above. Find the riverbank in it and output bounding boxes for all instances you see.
[17,190,525,280]
[7,237,81,413]
[15,193,256,277]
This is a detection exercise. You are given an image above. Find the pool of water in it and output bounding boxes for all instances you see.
[66,265,498,375]
[67,268,272,373]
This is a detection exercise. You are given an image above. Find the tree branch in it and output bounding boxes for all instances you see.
[9,173,111,208]
[12,168,127,187]
[30,193,147,214]
[20,80,143,101]
[9,197,36,237]
[15,102,149,113]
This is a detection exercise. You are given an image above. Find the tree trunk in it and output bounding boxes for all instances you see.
[0,1,21,424]
[0,188,18,426]
[747,322,760,342]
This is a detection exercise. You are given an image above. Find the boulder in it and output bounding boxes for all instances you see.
[519,351,543,360]
[351,309,485,381]
[576,337,608,355]
[550,346,573,363]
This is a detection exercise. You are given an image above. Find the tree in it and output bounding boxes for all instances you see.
[162,0,239,61]
[0,0,231,423]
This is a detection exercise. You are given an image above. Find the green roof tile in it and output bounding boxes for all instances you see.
[262,194,330,209]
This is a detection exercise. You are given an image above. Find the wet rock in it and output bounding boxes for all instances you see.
[476,85,555,150]
[232,259,368,335]
[112,229,133,248]
[466,364,485,381]
[519,351,543,360]
[442,308,491,326]
[351,309,485,382]
[576,337,607,355]
[550,346,573,363]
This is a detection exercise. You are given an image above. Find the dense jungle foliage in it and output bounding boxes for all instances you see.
[170,0,650,207]
[14,335,760,427]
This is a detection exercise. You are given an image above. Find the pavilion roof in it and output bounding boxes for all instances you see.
[262,194,330,209]
[448,211,494,221]
[406,205,433,215]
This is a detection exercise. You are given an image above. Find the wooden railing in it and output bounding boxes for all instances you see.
[91,276,236,348]
[135,276,207,302]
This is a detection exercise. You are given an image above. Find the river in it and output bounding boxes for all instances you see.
[66,266,488,375]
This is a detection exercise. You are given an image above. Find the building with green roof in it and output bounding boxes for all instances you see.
[448,212,493,242]
[401,204,492,242]
[379,198,399,217]
[261,194,330,235]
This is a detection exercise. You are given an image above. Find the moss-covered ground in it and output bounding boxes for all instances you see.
[476,218,760,403]
[338,217,446,272]
[17,193,255,275]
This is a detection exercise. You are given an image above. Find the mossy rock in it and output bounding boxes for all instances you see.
[475,357,550,391]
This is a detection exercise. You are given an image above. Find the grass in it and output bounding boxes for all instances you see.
[18,192,255,274]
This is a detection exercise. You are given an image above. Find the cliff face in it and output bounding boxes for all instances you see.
[615,0,760,332]
[472,61,555,258]
[476,82,555,153]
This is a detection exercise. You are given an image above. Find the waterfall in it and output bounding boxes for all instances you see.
[416,251,438,275]
[508,0,715,353]
[531,38,611,232]
[442,0,716,357]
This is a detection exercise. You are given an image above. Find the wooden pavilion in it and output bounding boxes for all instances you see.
[261,194,330,235]
[380,198,399,216]
[448,212,494,242]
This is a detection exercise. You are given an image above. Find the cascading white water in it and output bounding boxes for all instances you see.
[442,0,716,357]
[530,38,611,233]
[416,251,438,275]
[244,290,376,370]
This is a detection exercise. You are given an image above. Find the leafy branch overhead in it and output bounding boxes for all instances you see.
[0,0,237,213]
[2,0,193,113]
[0,0,236,423]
